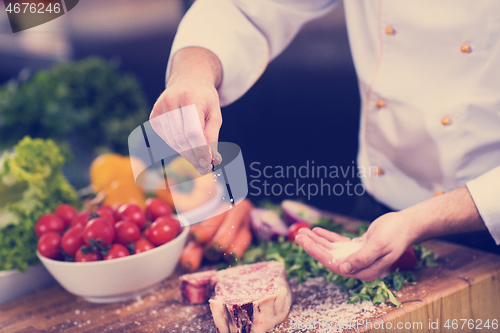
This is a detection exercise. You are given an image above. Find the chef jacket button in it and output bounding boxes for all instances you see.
[376,99,385,108]
[460,44,471,53]
[374,167,384,176]
[434,190,444,196]
[441,117,451,126]
[385,27,395,35]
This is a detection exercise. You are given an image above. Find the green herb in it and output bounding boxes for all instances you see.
[0,136,80,272]
[239,215,437,307]
[0,57,148,155]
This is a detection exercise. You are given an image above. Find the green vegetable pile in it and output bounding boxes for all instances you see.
[0,136,80,272]
[0,57,148,155]
[240,217,438,307]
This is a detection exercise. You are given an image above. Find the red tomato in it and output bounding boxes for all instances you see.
[134,238,155,254]
[83,218,115,247]
[97,205,114,217]
[117,204,146,229]
[61,227,84,257]
[287,221,310,241]
[35,214,65,238]
[104,244,130,260]
[114,220,141,245]
[70,211,91,229]
[146,198,172,221]
[94,206,116,226]
[75,246,102,262]
[147,218,177,246]
[37,232,62,260]
[54,204,78,227]
[154,216,181,236]
[390,247,418,271]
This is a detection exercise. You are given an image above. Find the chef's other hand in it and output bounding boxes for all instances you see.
[150,47,223,175]
[295,212,412,281]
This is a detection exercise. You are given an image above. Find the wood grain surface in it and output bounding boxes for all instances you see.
[1,218,500,333]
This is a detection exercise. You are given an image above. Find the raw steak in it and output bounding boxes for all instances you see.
[209,261,292,333]
[180,270,217,304]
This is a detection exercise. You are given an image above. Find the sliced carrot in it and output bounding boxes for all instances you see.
[204,199,253,261]
[180,241,204,272]
[223,226,252,263]
[189,209,228,244]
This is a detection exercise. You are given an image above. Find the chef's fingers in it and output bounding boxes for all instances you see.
[181,104,213,174]
[150,98,179,150]
[165,108,204,173]
[312,227,351,243]
[297,228,334,250]
[295,234,333,264]
[344,254,394,282]
[339,242,389,276]
[150,99,199,170]
[204,104,223,165]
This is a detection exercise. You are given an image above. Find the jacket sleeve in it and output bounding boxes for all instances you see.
[167,0,338,106]
[466,165,500,244]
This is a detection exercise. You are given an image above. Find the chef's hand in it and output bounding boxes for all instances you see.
[295,186,487,281]
[295,212,411,281]
[150,47,223,175]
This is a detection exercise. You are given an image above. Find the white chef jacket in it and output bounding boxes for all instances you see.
[167,0,500,244]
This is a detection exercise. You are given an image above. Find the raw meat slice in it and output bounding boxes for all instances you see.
[209,261,292,333]
[180,270,217,304]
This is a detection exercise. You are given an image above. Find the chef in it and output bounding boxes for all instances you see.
[149,0,500,281]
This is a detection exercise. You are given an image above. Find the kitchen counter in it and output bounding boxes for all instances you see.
[1,215,500,333]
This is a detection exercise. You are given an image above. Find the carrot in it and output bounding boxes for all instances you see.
[204,199,253,261]
[189,209,228,244]
[180,241,204,272]
[223,226,253,263]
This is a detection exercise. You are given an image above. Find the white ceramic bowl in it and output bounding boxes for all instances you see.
[37,218,189,303]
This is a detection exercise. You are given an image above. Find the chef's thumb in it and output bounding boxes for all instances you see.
[341,245,381,275]
[204,109,223,165]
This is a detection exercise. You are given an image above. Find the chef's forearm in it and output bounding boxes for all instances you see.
[167,47,222,90]
[402,186,487,244]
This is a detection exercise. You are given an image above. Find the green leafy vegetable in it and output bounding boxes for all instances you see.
[238,213,437,307]
[0,136,80,272]
[0,57,148,155]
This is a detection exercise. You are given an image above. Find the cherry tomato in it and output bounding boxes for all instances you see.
[114,220,141,245]
[154,216,181,236]
[148,218,177,246]
[146,198,172,221]
[134,238,155,254]
[287,221,310,241]
[37,232,62,260]
[390,247,418,271]
[75,246,102,262]
[54,204,78,228]
[61,227,84,257]
[35,214,65,238]
[104,244,130,260]
[117,204,146,229]
[70,211,91,229]
[97,204,114,217]
[94,206,115,226]
[83,218,115,247]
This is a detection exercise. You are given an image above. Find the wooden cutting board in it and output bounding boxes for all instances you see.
[1,226,500,332]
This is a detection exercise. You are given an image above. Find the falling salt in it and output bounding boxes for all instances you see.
[74,309,81,315]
